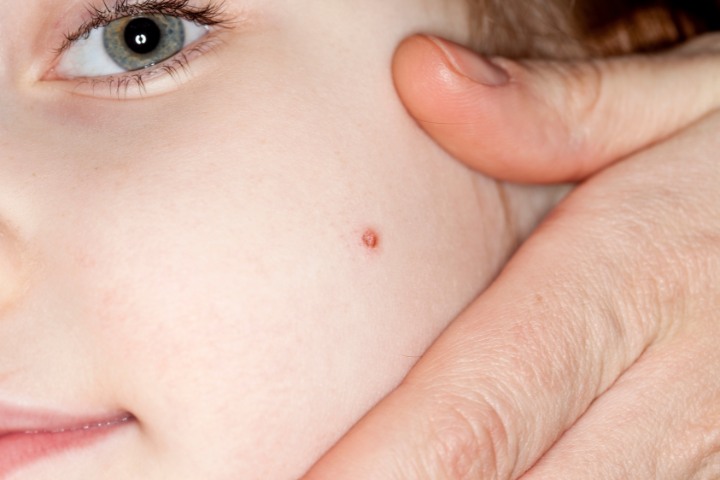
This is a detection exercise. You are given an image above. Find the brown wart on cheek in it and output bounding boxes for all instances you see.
[362,228,380,250]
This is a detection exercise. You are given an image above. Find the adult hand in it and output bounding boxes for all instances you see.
[302,35,720,479]
[392,35,720,183]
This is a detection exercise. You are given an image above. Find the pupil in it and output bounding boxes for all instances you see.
[124,18,162,55]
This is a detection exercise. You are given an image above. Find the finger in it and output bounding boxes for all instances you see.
[392,34,720,183]
[521,330,720,480]
[303,201,650,479]
[521,121,720,480]
[302,111,720,479]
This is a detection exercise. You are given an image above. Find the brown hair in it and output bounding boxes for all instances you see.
[466,0,720,58]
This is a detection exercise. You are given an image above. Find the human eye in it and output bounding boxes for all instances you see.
[47,0,234,98]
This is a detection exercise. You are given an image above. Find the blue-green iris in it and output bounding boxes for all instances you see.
[103,15,184,71]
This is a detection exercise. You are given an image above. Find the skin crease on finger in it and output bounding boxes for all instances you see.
[0,0,564,479]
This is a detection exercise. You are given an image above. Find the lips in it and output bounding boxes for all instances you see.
[0,402,133,478]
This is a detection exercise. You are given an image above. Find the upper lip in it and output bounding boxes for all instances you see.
[0,398,132,435]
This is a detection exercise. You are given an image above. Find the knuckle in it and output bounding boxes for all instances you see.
[521,58,605,131]
[557,156,720,341]
[427,396,512,480]
[607,187,720,337]
[561,60,605,125]
[515,58,607,175]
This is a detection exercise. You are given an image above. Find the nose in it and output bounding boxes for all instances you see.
[0,221,24,313]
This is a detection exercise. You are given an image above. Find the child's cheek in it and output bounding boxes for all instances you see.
[0,0,491,476]
[35,71,493,475]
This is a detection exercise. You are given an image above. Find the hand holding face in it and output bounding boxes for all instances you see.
[302,34,720,479]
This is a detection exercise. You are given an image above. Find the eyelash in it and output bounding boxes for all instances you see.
[57,0,235,96]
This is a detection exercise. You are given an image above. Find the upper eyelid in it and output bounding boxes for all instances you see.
[42,0,253,99]
[57,0,236,55]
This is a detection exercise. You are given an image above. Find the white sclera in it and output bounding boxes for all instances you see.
[55,18,209,78]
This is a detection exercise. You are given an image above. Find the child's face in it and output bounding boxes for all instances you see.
[1,0,514,478]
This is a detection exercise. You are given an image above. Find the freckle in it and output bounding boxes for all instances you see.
[362,229,379,249]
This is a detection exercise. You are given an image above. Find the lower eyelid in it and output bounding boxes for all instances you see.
[50,33,225,100]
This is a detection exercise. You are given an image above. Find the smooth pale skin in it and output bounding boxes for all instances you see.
[304,34,720,479]
[0,0,563,479]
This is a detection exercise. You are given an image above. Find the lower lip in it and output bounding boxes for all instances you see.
[0,416,132,478]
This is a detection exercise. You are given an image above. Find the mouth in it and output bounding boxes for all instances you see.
[0,402,133,478]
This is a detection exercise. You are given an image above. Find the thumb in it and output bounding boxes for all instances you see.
[393,34,720,183]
